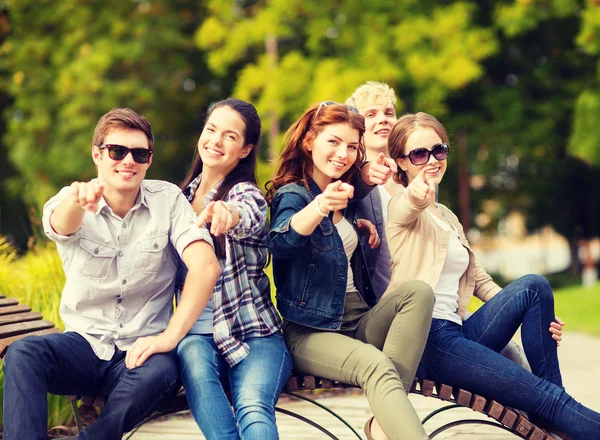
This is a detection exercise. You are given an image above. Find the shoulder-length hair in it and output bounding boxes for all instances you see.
[265,103,365,203]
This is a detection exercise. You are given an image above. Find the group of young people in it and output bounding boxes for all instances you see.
[3,82,599,440]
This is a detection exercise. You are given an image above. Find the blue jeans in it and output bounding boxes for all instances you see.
[417,274,600,440]
[3,332,180,440]
[177,332,292,440]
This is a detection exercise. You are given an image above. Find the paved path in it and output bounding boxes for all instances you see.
[127,333,600,439]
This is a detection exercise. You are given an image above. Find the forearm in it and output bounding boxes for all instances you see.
[164,257,221,343]
[388,191,428,227]
[289,200,326,236]
[49,194,86,235]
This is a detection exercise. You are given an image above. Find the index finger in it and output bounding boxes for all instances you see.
[338,182,354,199]
[385,157,398,173]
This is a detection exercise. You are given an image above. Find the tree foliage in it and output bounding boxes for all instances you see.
[1,0,214,206]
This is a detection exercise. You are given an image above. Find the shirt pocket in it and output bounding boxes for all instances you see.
[78,238,118,280]
[310,222,334,251]
[138,234,169,274]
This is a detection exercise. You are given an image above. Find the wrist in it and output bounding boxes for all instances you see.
[314,195,330,217]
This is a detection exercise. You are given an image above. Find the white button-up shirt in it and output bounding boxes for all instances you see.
[42,179,213,360]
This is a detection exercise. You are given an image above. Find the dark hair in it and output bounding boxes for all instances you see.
[93,108,154,150]
[265,103,365,203]
[388,112,449,186]
[180,98,261,258]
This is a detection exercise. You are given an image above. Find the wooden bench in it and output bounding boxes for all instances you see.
[65,376,565,440]
[0,296,566,439]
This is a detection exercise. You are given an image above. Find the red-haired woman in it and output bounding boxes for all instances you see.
[267,102,434,440]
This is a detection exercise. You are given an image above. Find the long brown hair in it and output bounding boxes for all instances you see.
[265,103,366,202]
[388,112,449,187]
[180,98,261,258]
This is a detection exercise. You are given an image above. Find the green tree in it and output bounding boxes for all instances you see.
[442,0,600,275]
[196,0,498,156]
[0,0,217,209]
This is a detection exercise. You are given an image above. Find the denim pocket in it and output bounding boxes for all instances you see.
[138,234,169,274]
[429,318,447,333]
[78,238,117,280]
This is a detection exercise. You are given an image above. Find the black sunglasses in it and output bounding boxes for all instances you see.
[400,142,449,166]
[315,101,359,118]
[99,144,153,164]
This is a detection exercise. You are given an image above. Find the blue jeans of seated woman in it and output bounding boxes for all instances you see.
[177,332,292,440]
[417,274,600,440]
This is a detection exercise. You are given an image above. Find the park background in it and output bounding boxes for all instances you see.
[0,0,600,431]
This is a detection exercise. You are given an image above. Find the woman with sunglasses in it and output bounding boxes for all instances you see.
[266,102,434,440]
[174,98,292,440]
[386,112,600,440]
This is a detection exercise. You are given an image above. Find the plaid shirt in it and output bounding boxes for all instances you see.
[182,176,282,366]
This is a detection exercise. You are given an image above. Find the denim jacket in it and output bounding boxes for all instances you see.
[270,178,376,330]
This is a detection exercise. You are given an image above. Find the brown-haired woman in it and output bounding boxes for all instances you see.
[386,112,600,440]
[267,102,434,440]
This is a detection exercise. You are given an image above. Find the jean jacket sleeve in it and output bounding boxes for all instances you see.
[269,190,311,258]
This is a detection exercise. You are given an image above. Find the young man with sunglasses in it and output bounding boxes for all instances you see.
[2,108,221,440]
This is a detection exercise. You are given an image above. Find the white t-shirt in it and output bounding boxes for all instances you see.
[428,210,469,325]
[334,216,359,293]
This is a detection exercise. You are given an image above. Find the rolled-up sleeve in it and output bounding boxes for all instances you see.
[170,192,214,257]
[269,191,310,257]
[226,183,267,240]
[42,186,82,244]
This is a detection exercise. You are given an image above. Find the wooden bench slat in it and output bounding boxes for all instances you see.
[500,408,518,428]
[0,319,55,339]
[0,304,32,316]
[421,379,435,397]
[471,394,487,412]
[0,298,19,307]
[528,426,548,440]
[435,383,453,401]
[0,312,43,326]
[302,376,316,390]
[454,388,473,407]
[284,376,299,392]
[320,379,334,389]
[515,414,534,436]
[0,327,62,357]
[486,400,504,420]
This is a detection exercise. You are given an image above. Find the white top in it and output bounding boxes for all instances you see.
[334,216,359,293]
[378,185,392,222]
[428,209,469,325]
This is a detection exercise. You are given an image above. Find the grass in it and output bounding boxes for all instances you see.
[0,237,71,430]
[468,281,600,336]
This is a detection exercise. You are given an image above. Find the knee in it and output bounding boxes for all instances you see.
[521,274,553,303]
[391,280,435,311]
[135,352,179,391]
[177,337,218,383]
[4,337,43,374]
[355,348,403,391]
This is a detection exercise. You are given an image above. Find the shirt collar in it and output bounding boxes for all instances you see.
[183,174,223,205]
[93,178,147,215]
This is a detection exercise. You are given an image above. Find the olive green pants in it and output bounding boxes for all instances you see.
[284,280,434,440]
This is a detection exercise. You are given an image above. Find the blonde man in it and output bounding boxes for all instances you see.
[346,82,403,299]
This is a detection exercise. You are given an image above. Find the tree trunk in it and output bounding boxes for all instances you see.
[457,130,471,233]
[265,35,279,161]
